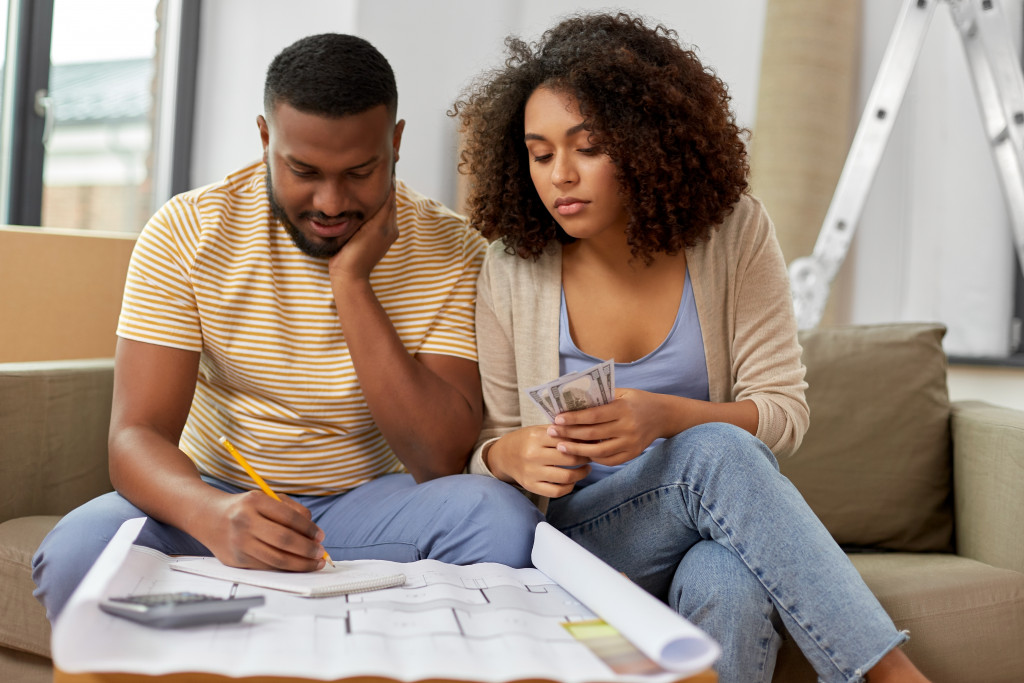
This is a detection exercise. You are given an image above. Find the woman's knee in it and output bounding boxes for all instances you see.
[663,423,780,477]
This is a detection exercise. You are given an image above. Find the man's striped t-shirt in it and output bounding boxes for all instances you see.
[117,161,486,495]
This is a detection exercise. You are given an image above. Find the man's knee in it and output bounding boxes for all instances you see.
[32,492,155,622]
[33,499,120,622]
[437,474,544,530]
[421,474,543,567]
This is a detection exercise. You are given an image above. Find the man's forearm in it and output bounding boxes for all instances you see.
[109,425,227,540]
[332,279,480,480]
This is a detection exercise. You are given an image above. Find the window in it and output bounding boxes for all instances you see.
[0,2,8,143]
[0,0,198,232]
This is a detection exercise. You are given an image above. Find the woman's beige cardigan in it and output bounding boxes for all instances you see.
[469,194,809,509]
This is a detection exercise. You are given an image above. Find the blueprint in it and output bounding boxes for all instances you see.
[53,518,719,682]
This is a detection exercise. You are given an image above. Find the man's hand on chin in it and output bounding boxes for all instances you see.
[328,182,398,285]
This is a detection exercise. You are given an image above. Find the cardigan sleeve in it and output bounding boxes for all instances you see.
[468,243,552,511]
[468,246,521,477]
[728,200,810,457]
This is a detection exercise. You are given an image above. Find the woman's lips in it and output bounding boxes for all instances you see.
[554,197,588,216]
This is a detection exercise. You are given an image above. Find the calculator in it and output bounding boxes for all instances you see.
[99,592,264,629]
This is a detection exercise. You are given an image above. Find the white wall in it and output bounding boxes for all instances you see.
[191,0,357,186]
[948,364,1024,411]
[188,0,1024,408]
[192,0,767,203]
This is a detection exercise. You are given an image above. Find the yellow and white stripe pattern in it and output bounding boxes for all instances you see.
[117,161,486,495]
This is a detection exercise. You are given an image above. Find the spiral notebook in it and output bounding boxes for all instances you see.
[170,557,407,598]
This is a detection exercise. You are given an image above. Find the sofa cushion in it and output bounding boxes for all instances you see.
[782,323,953,552]
[0,359,114,524]
[0,516,59,658]
[852,553,1024,682]
[772,552,1024,682]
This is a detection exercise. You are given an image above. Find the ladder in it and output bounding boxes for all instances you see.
[788,0,1024,329]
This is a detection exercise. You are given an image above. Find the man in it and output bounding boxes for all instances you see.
[32,33,542,621]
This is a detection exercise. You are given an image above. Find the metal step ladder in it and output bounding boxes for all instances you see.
[788,0,1024,329]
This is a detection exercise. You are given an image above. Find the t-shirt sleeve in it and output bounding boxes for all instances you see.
[116,196,204,352]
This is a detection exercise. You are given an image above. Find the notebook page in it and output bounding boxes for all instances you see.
[170,557,406,597]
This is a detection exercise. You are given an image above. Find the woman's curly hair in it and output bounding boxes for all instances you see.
[450,12,749,261]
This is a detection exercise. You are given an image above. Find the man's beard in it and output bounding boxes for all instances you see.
[265,167,362,259]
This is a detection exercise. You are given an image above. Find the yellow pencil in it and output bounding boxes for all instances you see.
[218,436,335,568]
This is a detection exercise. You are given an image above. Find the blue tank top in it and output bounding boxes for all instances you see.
[558,268,709,486]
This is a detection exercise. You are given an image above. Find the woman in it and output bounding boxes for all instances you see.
[451,12,930,683]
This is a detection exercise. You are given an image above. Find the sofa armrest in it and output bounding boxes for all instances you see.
[951,400,1024,574]
[0,359,115,524]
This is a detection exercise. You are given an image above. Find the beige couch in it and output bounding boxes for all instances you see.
[0,359,114,682]
[1,324,1022,682]
[773,323,1024,682]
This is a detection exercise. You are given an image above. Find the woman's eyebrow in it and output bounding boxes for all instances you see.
[524,122,588,142]
[566,122,587,136]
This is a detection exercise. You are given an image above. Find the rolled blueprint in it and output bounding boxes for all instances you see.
[531,521,721,675]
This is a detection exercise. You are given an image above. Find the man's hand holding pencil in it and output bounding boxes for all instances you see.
[195,436,334,573]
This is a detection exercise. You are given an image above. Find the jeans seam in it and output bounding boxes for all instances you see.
[755,590,777,683]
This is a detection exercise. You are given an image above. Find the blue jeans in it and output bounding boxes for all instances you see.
[546,423,905,683]
[33,473,543,622]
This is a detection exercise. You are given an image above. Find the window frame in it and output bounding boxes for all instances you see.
[0,0,53,226]
[0,0,200,227]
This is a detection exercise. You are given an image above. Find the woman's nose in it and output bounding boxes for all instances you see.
[551,155,578,186]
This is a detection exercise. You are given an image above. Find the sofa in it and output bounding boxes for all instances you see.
[772,323,1024,682]
[1,323,1022,683]
[0,359,114,682]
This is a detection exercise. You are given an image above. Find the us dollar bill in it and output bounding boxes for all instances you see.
[526,385,558,422]
[525,360,615,422]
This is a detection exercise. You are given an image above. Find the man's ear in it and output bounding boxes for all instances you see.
[257,114,270,163]
[392,119,406,163]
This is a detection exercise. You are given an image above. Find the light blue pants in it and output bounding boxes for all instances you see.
[33,473,544,622]
[546,423,906,683]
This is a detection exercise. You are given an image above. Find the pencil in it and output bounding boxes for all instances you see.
[218,436,335,568]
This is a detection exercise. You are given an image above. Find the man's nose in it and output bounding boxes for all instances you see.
[313,180,348,216]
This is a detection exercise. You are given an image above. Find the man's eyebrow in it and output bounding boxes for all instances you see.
[284,154,315,169]
[344,155,380,171]
[283,154,380,171]
[524,122,589,142]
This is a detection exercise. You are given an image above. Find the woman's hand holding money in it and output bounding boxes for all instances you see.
[484,425,591,498]
[548,388,674,466]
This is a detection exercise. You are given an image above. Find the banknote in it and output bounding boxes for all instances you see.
[526,385,558,422]
[525,360,615,422]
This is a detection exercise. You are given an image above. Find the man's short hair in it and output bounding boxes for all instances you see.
[264,33,398,120]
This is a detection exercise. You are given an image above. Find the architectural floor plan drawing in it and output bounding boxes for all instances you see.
[53,518,719,683]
